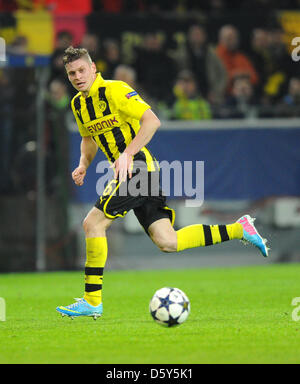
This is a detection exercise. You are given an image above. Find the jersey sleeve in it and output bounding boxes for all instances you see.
[111,81,151,120]
[71,98,90,137]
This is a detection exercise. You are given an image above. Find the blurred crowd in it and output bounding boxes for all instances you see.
[1,10,300,196]
[48,24,300,121]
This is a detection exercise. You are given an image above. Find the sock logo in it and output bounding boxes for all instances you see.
[0,298,6,321]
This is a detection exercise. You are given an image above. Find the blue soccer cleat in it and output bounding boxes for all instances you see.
[56,298,103,320]
[237,214,270,258]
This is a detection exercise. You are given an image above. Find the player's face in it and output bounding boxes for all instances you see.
[66,58,96,93]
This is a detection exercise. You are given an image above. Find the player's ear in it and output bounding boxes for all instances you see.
[91,62,97,73]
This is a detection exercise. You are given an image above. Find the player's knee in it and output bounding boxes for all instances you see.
[160,241,177,253]
[82,212,109,236]
[82,216,94,234]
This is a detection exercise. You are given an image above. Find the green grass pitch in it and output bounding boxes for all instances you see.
[1,263,300,364]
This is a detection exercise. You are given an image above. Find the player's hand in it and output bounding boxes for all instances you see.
[72,166,87,186]
[111,152,133,183]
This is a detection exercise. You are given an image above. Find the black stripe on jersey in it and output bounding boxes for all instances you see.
[98,134,115,163]
[133,150,147,174]
[73,96,84,124]
[128,122,136,140]
[112,127,126,154]
[85,96,97,120]
[203,225,213,246]
[218,225,230,242]
[85,283,102,292]
[85,267,104,276]
[134,150,147,163]
[99,87,111,116]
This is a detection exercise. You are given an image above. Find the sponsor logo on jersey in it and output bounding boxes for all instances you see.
[87,116,119,133]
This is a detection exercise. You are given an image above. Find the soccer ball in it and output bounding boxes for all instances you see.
[149,287,190,327]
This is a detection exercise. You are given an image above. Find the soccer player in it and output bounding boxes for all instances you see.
[56,47,269,319]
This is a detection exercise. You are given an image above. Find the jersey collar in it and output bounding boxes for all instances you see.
[84,73,105,97]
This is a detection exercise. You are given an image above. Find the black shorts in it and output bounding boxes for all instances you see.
[95,171,175,234]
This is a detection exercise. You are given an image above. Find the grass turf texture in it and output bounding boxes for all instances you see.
[1,264,300,364]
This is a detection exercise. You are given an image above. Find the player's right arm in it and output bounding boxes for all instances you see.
[72,136,98,186]
[71,96,98,186]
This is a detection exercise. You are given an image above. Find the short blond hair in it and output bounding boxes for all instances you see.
[62,46,92,66]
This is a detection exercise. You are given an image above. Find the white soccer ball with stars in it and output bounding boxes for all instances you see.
[149,287,190,327]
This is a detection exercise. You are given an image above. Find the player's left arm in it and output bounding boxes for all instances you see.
[113,109,161,182]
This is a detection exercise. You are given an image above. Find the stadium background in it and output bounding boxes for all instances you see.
[0,0,300,273]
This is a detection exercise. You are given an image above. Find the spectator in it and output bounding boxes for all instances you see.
[113,64,137,88]
[99,39,122,79]
[218,75,258,119]
[263,26,296,102]
[113,64,155,109]
[216,25,259,94]
[80,33,103,71]
[55,30,73,51]
[172,70,212,120]
[50,50,66,79]
[276,77,300,117]
[50,31,74,93]
[133,32,176,102]
[48,78,70,111]
[247,28,272,97]
[177,24,227,104]
[283,77,300,105]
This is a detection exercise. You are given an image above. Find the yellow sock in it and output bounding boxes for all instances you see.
[84,237,107,307]
[177,223,243,252]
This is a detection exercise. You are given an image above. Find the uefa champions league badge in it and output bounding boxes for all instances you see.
[126,91,138,99]
[0,37,6,62]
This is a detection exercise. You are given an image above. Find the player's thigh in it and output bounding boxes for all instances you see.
[83,207,113,236]
[148,218,177,253]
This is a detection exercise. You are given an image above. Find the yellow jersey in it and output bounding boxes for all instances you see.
[71,73,159,172]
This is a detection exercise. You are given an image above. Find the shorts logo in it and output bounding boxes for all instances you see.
[99,100,107,112]
[126,91,138,99]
